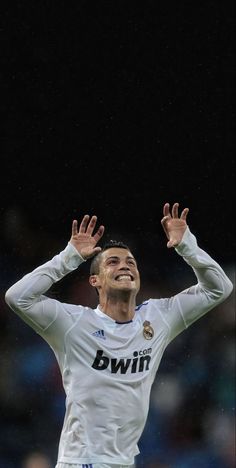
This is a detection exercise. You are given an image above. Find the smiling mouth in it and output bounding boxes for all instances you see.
[115,274,134,281]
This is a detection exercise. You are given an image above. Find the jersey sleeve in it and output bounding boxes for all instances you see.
[5,242,86,349]
[157,227,233,344]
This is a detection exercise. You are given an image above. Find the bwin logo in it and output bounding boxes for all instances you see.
[92,349,152,374]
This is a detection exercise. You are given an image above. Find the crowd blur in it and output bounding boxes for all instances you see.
[0,208,235,468]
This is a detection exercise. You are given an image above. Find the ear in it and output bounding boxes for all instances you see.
[89,275,99,288]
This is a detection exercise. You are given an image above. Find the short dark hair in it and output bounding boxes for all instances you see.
[90,240,130,275]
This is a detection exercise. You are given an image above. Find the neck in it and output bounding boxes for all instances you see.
[99,295,136,322]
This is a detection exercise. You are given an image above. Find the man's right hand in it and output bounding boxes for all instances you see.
[69,215,105,259]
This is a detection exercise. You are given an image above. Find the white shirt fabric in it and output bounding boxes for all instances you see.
[56,464,133,468]
[5,227,233,466]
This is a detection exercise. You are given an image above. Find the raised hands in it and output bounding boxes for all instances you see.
[70,215,105,259]
[69,204,188,259]
[161,203,189,248]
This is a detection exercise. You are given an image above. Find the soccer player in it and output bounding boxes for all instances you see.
[5,203,233,468]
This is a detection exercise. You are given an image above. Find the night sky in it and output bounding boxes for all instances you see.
[1,1,235,267]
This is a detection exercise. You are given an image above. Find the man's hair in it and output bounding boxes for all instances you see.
[90,240,130,275]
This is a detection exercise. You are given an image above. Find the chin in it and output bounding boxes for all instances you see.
[118,285,136,293]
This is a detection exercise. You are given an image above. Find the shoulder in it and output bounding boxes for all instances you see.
[61,302,90,318]
[136,298,169,310]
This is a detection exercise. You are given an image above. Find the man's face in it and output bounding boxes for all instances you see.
[90,247,140,296]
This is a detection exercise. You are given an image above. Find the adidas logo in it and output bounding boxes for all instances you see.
[92,329,106,340]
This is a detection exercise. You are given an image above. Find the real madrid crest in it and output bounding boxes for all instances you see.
[143,320,154,340]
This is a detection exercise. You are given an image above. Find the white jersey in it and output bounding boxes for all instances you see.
[5,228,233,466]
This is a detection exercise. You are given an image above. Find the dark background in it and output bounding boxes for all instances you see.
[0,1,235,467]
[1,1,235,259]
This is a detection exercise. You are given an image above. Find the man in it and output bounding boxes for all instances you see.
[5,203,233,468]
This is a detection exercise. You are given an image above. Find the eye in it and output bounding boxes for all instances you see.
[128,260,136,266]
[107,259,118,265]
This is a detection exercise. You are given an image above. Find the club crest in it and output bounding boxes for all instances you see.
[143,321,154,340]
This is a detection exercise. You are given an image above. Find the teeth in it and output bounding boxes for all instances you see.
[116,275,132,281]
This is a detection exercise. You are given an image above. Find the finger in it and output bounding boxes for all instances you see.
[71,220,78,236]
[161,216,170,226]
[93,225,105,243]
[172,202,179,218]
[79,214,90,233]
[180,207,189,220]
[161,216,170,239]
[167,239,177,248]
[86,215,98,235]
[93,246,102,254]
[163,203,170,217]
[86,246,103,259]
